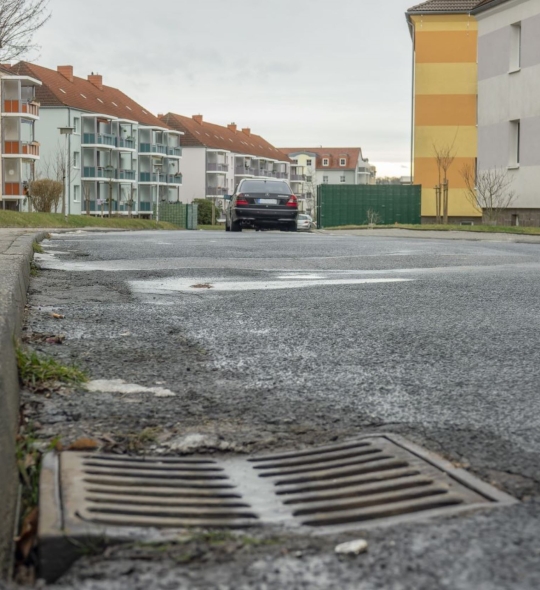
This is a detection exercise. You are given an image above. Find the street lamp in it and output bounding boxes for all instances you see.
[153,160,163,222]
[58,127,74,221]
[105,164,115,217]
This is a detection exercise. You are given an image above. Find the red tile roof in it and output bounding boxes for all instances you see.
[159,113,290,162]
[407,0,480,12]
[7,62,168,128]
[280,148,367,171]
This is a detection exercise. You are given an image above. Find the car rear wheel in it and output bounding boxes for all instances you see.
[225,218,230,232]
[231,219,242,232]
[288,222,297,232]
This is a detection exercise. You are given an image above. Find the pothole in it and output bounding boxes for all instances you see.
[39,433,516,582]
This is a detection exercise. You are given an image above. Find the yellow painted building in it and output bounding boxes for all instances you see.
[407,1,481,222]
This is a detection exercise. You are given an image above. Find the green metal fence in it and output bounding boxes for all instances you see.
[316,185,421,228]
[153,203,198,229]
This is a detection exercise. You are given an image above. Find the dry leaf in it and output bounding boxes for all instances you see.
[67,437,100,451]
[191,283,213,289]
[16,508,38,561]
[50,313,65,320]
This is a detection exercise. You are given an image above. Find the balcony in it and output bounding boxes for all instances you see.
[3,141,40,158]
[83,166,117,179]
[83,133,117,147]
[118,138,136,150]
[168,146,182,157]
[167,174,183,185]
[276,171,288,179]
[139,143,167,155]
[206,187,228,196]
[3,182,24,196]
[207,163,228,172]
[235,166,256,175]
[2,100,40,118]
[119,169,136,180]
[290,174,306,181]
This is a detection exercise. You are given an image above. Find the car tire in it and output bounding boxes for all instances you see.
[231,219,242,232]
[289,222,297,232]
[225,219,230,232]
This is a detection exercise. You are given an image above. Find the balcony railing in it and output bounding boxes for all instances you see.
[206,187,228,196]
[235,166,256,175]
[2,100,40,117]
[118,138,135,149]
[3,182,23,196]
[3,141,40,157]
[276,172,288,179]
[290,174,306,181]
[167,174,183,185]
[83,166,117,179]
[83,133,117,147]
[139,143,167,155]
[119,169,136,180]
[139,172,167,182]
[139,201,152,212]
[168,146,182,157]
[207,163,228,172]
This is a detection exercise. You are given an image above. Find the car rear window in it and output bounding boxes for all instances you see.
[298,214,308,220]
[240,180,291,194]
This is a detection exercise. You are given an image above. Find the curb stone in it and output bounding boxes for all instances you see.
[0,230,47,581]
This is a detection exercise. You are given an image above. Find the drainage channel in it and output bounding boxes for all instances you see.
[39,433,516,582]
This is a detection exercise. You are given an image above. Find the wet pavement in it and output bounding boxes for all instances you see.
[17,229,540,589]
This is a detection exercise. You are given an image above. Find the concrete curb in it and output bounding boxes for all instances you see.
[0,230,47,580]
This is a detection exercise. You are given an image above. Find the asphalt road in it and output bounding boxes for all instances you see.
[22,229,540,589]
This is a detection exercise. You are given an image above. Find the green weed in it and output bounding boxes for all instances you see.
[16,347,88,390]
[32,241,43,253]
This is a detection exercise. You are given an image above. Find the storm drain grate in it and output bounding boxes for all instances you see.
[39,434,516,581]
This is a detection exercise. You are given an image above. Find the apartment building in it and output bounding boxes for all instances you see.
[159,113,290,207]
[0,66,41,211]
[280,148,376,213]
[406,0,481,223]
[474,0,540,226]
[8,63,182,216]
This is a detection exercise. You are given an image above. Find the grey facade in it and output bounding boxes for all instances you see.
[477,0,540,223]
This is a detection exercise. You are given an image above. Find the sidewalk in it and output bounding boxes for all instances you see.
[317,227,540,243]
[0,229,46,580]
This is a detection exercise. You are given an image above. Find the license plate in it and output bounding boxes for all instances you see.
[257,198,278,205]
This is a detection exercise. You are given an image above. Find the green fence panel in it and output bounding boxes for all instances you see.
[316,185,421,228]
[152,203,198,229]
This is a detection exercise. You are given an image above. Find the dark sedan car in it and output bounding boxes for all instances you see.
[225,179,298,232]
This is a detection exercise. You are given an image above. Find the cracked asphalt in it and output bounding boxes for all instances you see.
[16,229,540,589]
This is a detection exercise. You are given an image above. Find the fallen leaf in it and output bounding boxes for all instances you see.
[191,283,213,289]
[67,437,100,451]
[50,313,65,320]
[15,508,38,561]
[335,539,368,556]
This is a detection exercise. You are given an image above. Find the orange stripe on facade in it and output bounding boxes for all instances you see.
[415,95,477,126]
[414,157,476,190]
[415,31,478,63]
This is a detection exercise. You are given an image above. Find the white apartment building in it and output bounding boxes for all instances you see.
[159,113,290,208]
[9,63,182,216]
[0,66,41,210]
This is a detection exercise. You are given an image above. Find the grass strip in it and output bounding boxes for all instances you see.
[0,210,177,230]
[323,223,540,235]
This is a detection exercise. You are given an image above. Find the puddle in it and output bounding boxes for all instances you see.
[129,277,413,294]
[85,379,176,397]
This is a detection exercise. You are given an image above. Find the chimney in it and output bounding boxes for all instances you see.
[88,73,103,90]
[192,114,203,125]
[227,123,237,132]
[242,128,251,137]
[57,65,73,82]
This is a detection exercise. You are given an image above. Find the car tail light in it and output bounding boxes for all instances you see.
[236,193,248,206]
[286,195,298,208]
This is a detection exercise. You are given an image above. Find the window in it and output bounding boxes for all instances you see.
[292,159,298,164]
[322,158,329,166]
[306,159,312,166]
[510,120,520,166]
[73,151,80,168]
[73,185,80,202]
[73,117,80,133]
[323,176,329,183]
[339,158,346,166]
[510,22,521,72]
[340,175,346,183]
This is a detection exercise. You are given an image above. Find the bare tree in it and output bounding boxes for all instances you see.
[432,138,457,225]
[0,0,51,61]
[461,163,516,225]
[29,178,62,212]
[365,209,382,228]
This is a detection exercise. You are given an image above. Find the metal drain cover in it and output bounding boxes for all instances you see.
[39,434,516,581]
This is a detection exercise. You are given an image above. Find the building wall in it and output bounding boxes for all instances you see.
[180,147,206,203]
[477,0,540,211]
[410,13,480,220]
[316,169,356,185]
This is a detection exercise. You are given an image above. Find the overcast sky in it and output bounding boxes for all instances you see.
[32,0,414,177]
